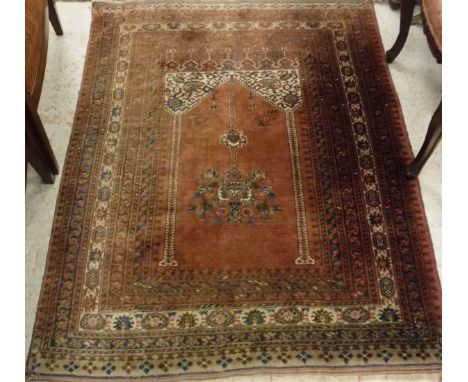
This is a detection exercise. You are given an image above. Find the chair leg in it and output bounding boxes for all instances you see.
[406,102,442,179]
[26,138,55,184]
[48,0,63,36]
[389,0,401,10]
[26,100,59,184]
[386,0,417,63]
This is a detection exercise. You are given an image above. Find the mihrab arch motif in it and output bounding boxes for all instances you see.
[164,69,303,115]
[160,69,315,266]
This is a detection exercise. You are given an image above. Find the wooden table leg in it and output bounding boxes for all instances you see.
[26,99,59,184]
[406,102,442,179]
[386,0,417,63]
[48,0,63,36]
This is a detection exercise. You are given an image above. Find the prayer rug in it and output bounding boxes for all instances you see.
[27,1,441,380]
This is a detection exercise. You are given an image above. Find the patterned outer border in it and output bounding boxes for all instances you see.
[27,1,441,380]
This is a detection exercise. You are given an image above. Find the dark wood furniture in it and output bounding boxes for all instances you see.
[388,0,422,11]
[386,0,442,179]
[25,0,63,184]
[389,0,402,10]
[47,0,63,36]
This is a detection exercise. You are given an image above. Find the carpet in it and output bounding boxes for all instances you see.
[27,1,441,380]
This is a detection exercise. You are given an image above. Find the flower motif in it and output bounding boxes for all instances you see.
[83,362,97,374]
[342,307,369,323]
[274,307,303,324]
[215,207,229,218]
[206,310,234,327]
[257,352,272,364]
[82,295,97,312]
[95,207,108,219]
[357,349,373,363]
[259,78,281,90]
[242,309,266,325]
[88,249,102,263]
[167,97,182,111]
[216,356,233,368]
[63,361,79,373]
[319,351,334,362]
[378,306,400,323]
[194,357,211,369]
[338,350,353,364]
[122,362,135,374]
[368,211,383,225]
[377,349,394,363]
[30,359,41,372]
[240,207,254,219]
[101,362,116,375]
[177,313,198,328]
[138,361,155,375]
[311,309,334,324]
[379,278,395,298]
[182,80,204,94]
[236,353,253,365]
[177,359,193,371]
[296,351,313,364]
[80,314,106,330]
[190,167,281,224]
[113,315,134,330]
[141,313,169,330]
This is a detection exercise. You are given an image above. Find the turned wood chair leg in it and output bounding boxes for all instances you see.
[406,102,442,179]
[26,99,59,184]
[386,0,417,63]
[48,0,63,36]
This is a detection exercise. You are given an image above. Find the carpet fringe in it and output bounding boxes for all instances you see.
[27,368,442,382]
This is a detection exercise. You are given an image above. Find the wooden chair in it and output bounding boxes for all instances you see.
[26,0,63,184]
[386,0,442,179]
